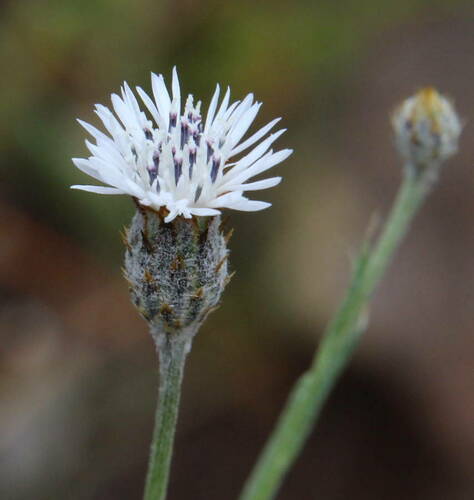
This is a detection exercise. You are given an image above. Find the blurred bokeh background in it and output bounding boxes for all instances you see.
[1,0,474,498]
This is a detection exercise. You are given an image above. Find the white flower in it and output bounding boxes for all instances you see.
[72,68,292,222]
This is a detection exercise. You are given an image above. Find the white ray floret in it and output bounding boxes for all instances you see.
[72,68,292,222]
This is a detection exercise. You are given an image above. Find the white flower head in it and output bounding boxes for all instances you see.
[72,68,292,222]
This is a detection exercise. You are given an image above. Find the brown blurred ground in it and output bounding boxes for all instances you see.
[1,1,473,499]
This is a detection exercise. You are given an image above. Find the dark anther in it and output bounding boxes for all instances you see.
[174,157,183,185]
[210,156,221,183]
[189,148,197,166]
[153,151,160,170]
[207,142,214,163]
[189,148,197,179]
[181,122,189,150]
[147,165,158,184]
[194,185,203,202]
[144,129,153,140]
[131,146,138,160]
[193,130,201,147]
[169,112,177,133]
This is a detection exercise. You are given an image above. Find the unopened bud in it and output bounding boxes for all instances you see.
[392,88,461,172]
[123,207,230,345]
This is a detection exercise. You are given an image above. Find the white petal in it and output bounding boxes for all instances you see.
[228,93,254,125]
[164,209,179,223]
[77,119,112,144]
[94,105,123,137]
[88,158,129,185]
[223,130,286,182]
[72,158,102,180]
[111,93,133,130]
[205,84,220,132]
[229,118,281,157]
[213,86,231,124]
[224,176,282,192]
[85,140,126,167]
[151,73,171,128]
[71,185,125,194]
[144,191,163,207]
[228,149,293,186]
[171,66,181,114]
[208,191,243,207]
[136,86,163,128]
[189,207,221,217]
[123,178,146,198]
[227,102,261,148]
[122,82,142,121]
[223,100,241,120]
[229,199,271,211]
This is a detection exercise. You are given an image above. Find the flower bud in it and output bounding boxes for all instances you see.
[123,207,230,344]
[392,88,461,172]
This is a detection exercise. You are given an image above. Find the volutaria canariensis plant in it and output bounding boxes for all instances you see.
[72,68,292,500]
[72,78,461,500]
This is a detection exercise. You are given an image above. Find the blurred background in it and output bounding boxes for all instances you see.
[1,0,474,499]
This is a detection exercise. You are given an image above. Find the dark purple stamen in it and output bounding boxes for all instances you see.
[207,142,214,163]
[174,157,183,185]
[210,156,221,183]
[153,151,160,170]
[147,165,158,184]
[180,122,189,150]
[194,185,203,202]
[144,129,153,140]
[193,130,201,146]
[169,113,177,133]
[189,148,197,166]
[189,148,197,179]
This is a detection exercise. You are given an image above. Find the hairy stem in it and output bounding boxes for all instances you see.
[143,334,190,500]
[239,172,429,500]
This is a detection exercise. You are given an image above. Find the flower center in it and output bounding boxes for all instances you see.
[138,95,225,203]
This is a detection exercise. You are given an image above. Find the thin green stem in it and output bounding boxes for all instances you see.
[143,334,190,500]
[239,172,430,500]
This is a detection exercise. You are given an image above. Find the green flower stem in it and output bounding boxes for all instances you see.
[239,171,431,500]
[143,333,190,500]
